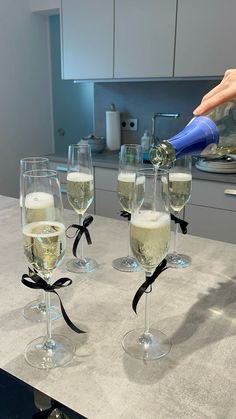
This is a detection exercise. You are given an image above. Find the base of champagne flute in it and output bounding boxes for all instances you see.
[166,252,191,268]
[23,296,61,323]
[112,256,142,272]
[24,334,75,369]
[122,327,171,360]
[66,257,98,273]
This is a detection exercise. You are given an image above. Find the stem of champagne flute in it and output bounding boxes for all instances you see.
[144,288,150,335]
[127,220,132,258]
[173,214,179,255]
[79,213,84,260]
[38,290,46,311]
[45,286,52,343]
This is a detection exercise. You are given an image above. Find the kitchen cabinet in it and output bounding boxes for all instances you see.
[61,0,113,79]
[114,0,176,78]
[30,0,60,15]
[50,159,236,243]
[174,0,236,77]
[37,0,236,79]
[185,179,236,244]
[94,167,121,219]
[61,0,176,80]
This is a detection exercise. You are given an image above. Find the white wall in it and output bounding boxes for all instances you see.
[0,0,54,197]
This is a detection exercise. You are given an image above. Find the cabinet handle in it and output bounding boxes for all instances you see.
[224,188,236,196]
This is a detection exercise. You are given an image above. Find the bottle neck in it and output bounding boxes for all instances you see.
[149,115,219,167]
[149,141,176,167]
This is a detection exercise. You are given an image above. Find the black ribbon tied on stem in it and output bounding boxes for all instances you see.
[66,215,93,258]
[171,213,188,234]
[120,210,131,221]
[21,269,85,334]
[132,259,168,314]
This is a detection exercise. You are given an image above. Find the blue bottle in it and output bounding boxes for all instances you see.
[149,102,236,167]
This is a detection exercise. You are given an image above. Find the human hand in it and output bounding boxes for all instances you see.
[193,69,236,115]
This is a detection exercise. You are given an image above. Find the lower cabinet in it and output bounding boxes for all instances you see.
[185,204,235,244]
[94,167,121,219]
[51,161,236,243]
[95,189,120,219]
[185,179,236,244]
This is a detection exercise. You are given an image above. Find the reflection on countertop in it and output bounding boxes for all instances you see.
[45,150,236,184]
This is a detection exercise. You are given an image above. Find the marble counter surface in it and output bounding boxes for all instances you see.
[46,151,236,184]
[1,195,236,418]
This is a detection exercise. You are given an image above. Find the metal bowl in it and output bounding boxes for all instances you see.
[79,135,106,153]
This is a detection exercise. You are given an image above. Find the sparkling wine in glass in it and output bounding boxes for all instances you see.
[122,168,171,360]
[22,169,75,369]
[166,156,192,268]
[66,144,97,273]
[112,144,143,272]
[20,157,60,322]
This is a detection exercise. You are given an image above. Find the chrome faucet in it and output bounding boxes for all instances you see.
[152,112,180,144]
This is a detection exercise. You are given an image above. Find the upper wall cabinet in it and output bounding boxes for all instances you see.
[61,0,113,79]
[30,0,60,15]
[174,0,236,77]
[61,0,177,80]
[114,0,176,78]
[59,0,236,80]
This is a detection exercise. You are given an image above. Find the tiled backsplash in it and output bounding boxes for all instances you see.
[94,80,218,145]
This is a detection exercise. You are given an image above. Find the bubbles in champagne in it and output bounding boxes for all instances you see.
[117,172,144,213]
[23,221,66,278]
[168,172,192,212]
[67,172,94,214]
[25,192,55,223]
[130,211,170,273]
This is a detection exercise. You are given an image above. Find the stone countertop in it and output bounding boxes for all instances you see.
[1,195,236,418]
[46,151,236,184]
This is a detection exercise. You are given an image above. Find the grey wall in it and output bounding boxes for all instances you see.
[0,1,54,198]
[94,80,219,144]
[50,16,94,154]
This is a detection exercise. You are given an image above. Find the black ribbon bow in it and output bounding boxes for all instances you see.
[120,210,131,221]
[132,259,168,314]
[171,213,188,234]
[21,269,85,334]
[66,215,93,258]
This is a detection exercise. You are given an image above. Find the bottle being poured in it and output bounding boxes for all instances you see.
[149,102,236,167]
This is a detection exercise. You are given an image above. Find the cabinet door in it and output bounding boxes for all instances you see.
[61,0,113,79]
[114,0,176,78]
[95,189,121,219]
[175,0,236,77]
[185,204,236,244]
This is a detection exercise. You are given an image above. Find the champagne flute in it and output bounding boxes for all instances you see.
[122,168,171,360]
[22,169,75,369]
[166,156,192,268]
[66,144,97,273]
[112,144,143,272]
[20,157,60,322]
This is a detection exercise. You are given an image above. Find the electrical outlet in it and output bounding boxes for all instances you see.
[121,118,138,131]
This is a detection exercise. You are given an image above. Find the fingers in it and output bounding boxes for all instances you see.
[200,82,224,102]
[193,89,233,115]
[193,69,236,116]
[193,83,225,115]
